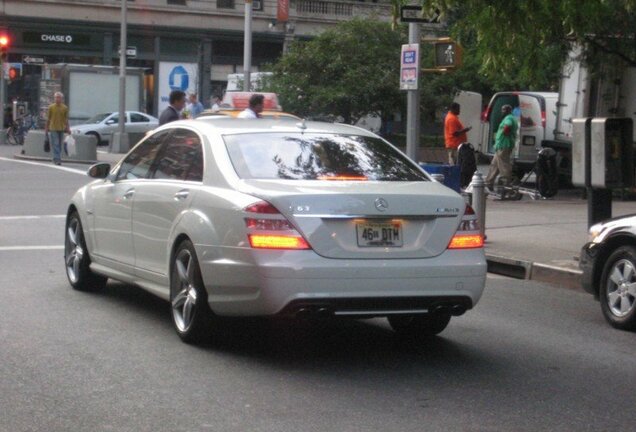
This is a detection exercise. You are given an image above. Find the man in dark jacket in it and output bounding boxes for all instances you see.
[159,90,186,125]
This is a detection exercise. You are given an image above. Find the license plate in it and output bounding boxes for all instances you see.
[356,221,403,247]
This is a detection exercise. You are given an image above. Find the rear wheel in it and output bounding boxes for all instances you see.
[86,131,102,146]
[388,313,451,337]
[170,240,215,344]
[64,212,107,291]
[599,246,636,331]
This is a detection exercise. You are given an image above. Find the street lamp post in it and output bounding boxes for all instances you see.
[113,0,129,153]
[243,0,252,91]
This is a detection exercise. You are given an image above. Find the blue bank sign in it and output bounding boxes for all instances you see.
[159,62,199,112]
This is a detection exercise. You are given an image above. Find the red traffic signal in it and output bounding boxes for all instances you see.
[0,35,9,62]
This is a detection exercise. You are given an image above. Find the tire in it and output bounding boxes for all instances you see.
[388,313,451,337]
[86,131,102,146]
[599,246,636,331]
[64,212,107,291]
[170,240,215,344]
[536,173,558,198]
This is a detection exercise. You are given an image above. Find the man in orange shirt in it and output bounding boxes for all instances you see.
[444,102,472,165]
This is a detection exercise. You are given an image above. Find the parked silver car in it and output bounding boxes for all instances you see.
[72,111,158,145]
[65,118,487,344]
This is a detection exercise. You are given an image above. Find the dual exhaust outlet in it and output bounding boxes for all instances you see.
[294,303,467,318]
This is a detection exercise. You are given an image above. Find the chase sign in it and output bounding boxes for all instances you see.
[169,65,189,92]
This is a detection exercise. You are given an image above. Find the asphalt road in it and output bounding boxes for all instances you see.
[1,149,635,432]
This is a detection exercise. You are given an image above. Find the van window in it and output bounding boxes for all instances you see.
[518,95,542,129]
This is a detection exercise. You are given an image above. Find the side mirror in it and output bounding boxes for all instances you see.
[105,119,116,125]
[88,162,111,179]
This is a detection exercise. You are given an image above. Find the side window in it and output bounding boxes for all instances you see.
[131,113,149,123]
[108,114,119,124]
[152,129,204,182]
[116,132,168,181]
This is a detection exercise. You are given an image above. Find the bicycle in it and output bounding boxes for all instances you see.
[6,114,35,145]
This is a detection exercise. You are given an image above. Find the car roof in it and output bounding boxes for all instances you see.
[156,118,379,137]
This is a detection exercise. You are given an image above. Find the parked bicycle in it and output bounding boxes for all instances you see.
[6,113,36,145]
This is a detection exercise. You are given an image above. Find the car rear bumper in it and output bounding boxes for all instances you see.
[195,245,487,316]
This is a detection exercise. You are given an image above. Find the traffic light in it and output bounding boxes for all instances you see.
[0,35,9,63]
[433,39,462,69]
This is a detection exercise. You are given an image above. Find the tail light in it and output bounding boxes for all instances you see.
[448,204,484,249]
[541,110,546,128]
[244,201,310,250]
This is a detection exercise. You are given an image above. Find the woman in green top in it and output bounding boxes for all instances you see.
[485,104,518,189]
[44,92,71,165]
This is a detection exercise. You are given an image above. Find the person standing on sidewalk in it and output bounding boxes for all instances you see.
[485,104,518,189]
[44,92,70,166]
[187,93,204,118]
[444,102,472,165]
[159,90,186,125]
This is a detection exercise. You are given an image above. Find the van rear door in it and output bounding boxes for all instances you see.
[517,94,545,162]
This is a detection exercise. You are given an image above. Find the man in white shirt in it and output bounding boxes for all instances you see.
[238,94,264,118]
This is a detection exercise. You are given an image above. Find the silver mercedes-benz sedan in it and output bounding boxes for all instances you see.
[65,118,487,344]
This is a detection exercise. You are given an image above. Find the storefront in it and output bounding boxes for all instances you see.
[0,17,284,122]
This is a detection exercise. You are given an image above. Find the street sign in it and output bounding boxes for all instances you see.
[400,43,419,90]
[118,46,137,58]
[22,55,44,64]
[400,6,441,24]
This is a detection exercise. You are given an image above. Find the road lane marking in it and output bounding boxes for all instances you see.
[0,245,64,251]
[0,215,66,221]
[0,156,86,175]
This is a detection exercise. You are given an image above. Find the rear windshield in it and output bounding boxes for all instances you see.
[223,133,428,181]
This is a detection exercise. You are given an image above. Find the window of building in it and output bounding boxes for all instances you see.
[217,0,235,9]
[167,0,187,5]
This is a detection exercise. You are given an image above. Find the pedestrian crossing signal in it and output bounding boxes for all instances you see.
[433,40,462,69]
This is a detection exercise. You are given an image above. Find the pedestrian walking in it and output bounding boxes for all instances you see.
[485,104,518,190]
[44,92,70,165]
[237,94,264,119]
[159,90,186,125]
[444,102,471,165]
[187,93,204,118]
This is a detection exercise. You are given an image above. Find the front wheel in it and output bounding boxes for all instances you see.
[388,313,451,337]
[64,212,107,291]
[170,240,215,344]
[599,246,636,331]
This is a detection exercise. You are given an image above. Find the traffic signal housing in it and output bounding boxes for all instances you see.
[0,35,9,63]
[433,39,462,69]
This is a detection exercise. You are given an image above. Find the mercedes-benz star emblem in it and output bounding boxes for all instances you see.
[374,198,389,212]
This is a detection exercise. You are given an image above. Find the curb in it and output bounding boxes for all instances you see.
[486,254,583,292]
[14,152,98,165]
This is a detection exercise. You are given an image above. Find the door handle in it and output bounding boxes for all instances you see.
[174,190,190,201]
[123,189,135,200]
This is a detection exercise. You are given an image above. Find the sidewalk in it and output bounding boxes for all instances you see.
[8,144,634,291]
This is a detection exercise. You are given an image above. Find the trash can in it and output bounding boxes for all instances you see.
[419,163,461,193]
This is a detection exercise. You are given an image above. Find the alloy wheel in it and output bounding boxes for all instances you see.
[171,249,199,333]
[65,218,84,284]
[606,258,636,317]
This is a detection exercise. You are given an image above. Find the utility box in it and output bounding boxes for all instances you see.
[571,117,592,187]
[590,118,634,188]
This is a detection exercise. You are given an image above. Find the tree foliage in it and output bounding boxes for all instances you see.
[421,0,636,83]
[265,18,406,123]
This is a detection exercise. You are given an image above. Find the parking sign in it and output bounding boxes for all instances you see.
[400,44,419,90]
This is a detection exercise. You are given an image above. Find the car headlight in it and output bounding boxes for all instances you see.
[588,223,604,243]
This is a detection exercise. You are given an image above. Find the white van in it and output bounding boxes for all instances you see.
[480,92,558,172]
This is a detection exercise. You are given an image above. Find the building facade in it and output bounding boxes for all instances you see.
[0,0,391,118]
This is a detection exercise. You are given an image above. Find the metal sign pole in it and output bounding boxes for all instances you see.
[406,23,421,162]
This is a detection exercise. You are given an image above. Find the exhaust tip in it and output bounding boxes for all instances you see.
[296,307,311,318]
[451,304,467,316]
[434,305,450,315]
[316,307,333,317]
